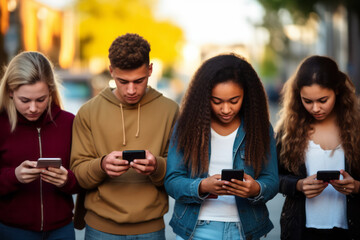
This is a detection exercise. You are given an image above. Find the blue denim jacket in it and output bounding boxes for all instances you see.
[164,122,279,240]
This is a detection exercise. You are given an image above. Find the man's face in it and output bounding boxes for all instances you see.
[110,63,152,105]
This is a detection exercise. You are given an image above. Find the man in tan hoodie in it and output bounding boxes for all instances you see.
[70,33,179,239]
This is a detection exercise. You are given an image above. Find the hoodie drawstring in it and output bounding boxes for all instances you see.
[136,103,140,137]
[120,103,141,146]
[120,104,126,146]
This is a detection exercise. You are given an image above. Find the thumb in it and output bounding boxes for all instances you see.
[340,169,349,178]
[243,173,252,181]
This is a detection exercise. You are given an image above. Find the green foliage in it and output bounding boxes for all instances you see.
[260,46,278,78]
[76,0,184,66]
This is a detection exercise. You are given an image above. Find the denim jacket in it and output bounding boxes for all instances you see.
[165,122,279,240]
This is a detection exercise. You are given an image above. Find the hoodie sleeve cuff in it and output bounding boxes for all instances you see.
[149,156,166,186]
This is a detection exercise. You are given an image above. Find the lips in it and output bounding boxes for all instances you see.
[126,96,138,101]
[313,114,324,119]
[220,115,232,121]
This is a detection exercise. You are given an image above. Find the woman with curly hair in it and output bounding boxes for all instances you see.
[165,53,278,240]
[276,55,360,240]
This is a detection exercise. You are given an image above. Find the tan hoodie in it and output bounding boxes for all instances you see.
[70,86,179,235]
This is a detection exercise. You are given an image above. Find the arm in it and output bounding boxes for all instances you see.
[0,167,23,195]
[149,106,179,187]
[249,126,279,204]
[70,109,107,189]
[164,135,207,204]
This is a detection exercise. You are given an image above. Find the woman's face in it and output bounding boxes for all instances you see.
[211,81,244,125]
[10,81,50,121]
[300,83,336,121]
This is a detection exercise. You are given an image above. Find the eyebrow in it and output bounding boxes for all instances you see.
[211,96,240,101]
[301,96,328,101]
[18,95,48,100]
[115,76,147,82]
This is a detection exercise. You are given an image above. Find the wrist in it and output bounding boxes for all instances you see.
[296,179,303,192]
[354,180,360,194]
[199,179,207,195]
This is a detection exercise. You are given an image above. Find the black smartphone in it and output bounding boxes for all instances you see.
[36,158,62,168]
[317,170,340,182]
[122,150,146,162]
[221,169,244,181]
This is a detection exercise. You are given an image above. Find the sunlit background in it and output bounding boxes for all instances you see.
[1,0,360,239]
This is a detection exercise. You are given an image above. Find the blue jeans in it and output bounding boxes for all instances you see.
[0,221,75,240]
[176,220,246,240]
[85,224,166,240]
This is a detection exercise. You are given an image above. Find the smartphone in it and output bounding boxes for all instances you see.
[36,158,62,168]
[122,150,146,162]
[221,169,244,181]
[317,170,340,182]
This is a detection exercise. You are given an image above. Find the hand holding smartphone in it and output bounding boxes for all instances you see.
[36,158,62,168]
[122,150,146,163]
[316,170,340,182]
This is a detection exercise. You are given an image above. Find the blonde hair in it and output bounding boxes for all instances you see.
[0,51,63,131]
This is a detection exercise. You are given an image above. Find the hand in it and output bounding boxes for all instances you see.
[331,169,359,195]
[199,174,227,196]
[130,150,157,175]
[15,160,42,184]
[222,173,260,198]
[41,166,69,187]
[101,151,130,177]
[296,174,328,198]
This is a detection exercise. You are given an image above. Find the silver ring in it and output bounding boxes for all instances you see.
[343,187,346,190]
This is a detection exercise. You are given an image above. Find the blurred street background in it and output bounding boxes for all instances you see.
[1,0,360,239]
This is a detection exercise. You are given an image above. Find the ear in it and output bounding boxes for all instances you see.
[109,65,113,74]
[9,91,13,98]
[148,63,153,77]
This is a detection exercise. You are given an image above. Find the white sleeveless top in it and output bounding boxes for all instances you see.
[305,140,348,229]
[198,128,240,222]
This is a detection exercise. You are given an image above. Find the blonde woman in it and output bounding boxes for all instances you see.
[0,51,80,239]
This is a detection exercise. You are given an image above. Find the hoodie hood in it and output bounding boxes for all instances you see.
[98,86,163,145]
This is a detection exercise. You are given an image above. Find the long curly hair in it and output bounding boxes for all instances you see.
[276,55,360,175]
[174,53,270,177]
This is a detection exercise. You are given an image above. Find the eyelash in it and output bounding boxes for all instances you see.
[212,100,238,105]
[304,100,327,104]
[21,99,45,103]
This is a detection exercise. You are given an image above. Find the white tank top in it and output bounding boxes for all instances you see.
[305,140,348,229]
[198,128,240,222]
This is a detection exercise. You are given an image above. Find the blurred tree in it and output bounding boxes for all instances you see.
[76,0,184,71]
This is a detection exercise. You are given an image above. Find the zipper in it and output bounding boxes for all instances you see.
[37,127,44,231]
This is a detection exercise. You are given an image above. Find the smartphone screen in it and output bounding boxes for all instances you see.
[221,169,244,181]
[122,150,146,162]
[317,170,340,182]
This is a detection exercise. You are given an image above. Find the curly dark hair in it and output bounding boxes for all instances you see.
[276,55,360,175]
[174,53,270,177]
[108,33,150,69]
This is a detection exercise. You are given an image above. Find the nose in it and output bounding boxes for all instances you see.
[221,102,231,114]
[312,102,320,112]
[29,101,37,112]
[127,83,136,95]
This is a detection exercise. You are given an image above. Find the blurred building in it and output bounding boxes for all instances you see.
[0,0,76,68]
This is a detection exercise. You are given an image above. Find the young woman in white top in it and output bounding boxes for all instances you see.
[165,54,278,240]
[276,55,360,240]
